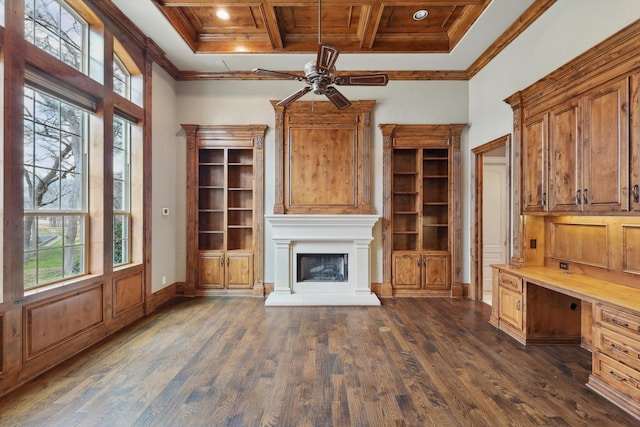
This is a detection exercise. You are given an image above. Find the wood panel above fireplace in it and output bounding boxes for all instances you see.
[271,100,375,214]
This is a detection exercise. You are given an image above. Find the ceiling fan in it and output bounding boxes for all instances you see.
[252,0,389,110]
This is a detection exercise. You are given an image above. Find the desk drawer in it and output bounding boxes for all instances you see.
[592,351,640,401]
[596,303,640,340]
[498,271,522,292]
[594,325,640,372]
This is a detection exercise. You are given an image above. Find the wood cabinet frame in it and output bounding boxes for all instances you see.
[182,124,267,296]
[380,124,465,297]
[271,100,375,214]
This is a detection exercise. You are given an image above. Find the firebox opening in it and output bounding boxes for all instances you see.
[297,253,348,282]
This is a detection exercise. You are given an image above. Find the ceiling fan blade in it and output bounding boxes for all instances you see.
[316,44,340,74]
[252,68,303,81]
[325,86,351,110]
[277,86,312,107]
[335,73,389,86]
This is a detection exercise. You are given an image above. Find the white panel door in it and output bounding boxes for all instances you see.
[482,159,507,292]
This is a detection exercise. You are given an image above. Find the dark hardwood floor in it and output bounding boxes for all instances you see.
[0,297,636,426]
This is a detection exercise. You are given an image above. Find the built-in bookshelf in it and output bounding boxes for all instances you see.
[183,125,267,295]
[381,124,465,297]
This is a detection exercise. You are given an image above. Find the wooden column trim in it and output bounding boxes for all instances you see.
[181,124,199,295]
[379,124,396,297]
[271,103,285,215]
[449,124,465,297]
[252,131,266,296]
[3,0,26,306]
[504,92,525,267]
[142,55,153,313]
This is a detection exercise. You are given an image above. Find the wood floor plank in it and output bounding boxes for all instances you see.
[0,297,638,426]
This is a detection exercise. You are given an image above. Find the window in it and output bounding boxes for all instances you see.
[113,116,131,266]
[24,0,87,72]
[113,55,130,99]
[23,87,87,288]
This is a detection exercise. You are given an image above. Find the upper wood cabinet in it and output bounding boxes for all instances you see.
[522,112,549,212]
[548,97,582,212]
[182,124,267,296]
[270,100,375,215]
[380,124,465,297]
[632,74,640,212]
[549,78,629,213]
[582,78,629,212]
[518,75,631,215]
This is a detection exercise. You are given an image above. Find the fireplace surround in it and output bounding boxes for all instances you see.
[265,214,380,306]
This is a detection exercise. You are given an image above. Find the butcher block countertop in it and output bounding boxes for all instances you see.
[492,264,640,312]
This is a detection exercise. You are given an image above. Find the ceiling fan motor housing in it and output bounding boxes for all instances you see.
[305,61,333,94]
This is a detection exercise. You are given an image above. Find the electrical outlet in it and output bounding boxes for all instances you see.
[559,262,569,270]
[162,275,167,285]
[530,239,537,249]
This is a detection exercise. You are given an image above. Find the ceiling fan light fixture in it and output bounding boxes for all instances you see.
[216,9,230,20]
[413,9,428,21]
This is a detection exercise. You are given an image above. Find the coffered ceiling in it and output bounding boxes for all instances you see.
[151,0,490,54]
[112,0,548,77]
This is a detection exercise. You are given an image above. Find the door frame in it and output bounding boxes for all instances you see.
[470,134,511,301]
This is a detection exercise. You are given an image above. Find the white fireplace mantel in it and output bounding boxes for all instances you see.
[265,214,381,306]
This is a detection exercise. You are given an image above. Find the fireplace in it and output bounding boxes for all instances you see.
[297,253,348,282]
[265,214,380,306]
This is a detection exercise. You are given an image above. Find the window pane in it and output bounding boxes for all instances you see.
[37,0,60,30]
[113,215,129,265]
[113,149,125,179]
[23,167,36,210]
[113,116,124,148]
[37,247,64,283]
[35,92,61,127]
[60,172,82,210]
[113,180,124,210]
[34,166,61,209]
[61,132,82,172]
[64,215,85,275]
[113,56,130,99]
[24,121,35,166]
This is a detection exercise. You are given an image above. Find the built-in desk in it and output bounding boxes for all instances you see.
[491,265,640,421]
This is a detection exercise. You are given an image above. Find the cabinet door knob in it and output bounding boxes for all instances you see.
[633,185,639,203]
[516,300,521,310]
[583,188,588,204]
[220,257,225,266]
[575,189,581,205]
[542,192,546,206]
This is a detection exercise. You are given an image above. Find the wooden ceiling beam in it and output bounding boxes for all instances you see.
[178,69,468,80]
[261,5,284,49]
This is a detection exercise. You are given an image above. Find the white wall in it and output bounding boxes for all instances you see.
[466,0,640,282]
[151,63,181,292]
[173,80,469,284]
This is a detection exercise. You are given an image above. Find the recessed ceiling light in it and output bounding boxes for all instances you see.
[413,9,428,21]
[216,9,230,20]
